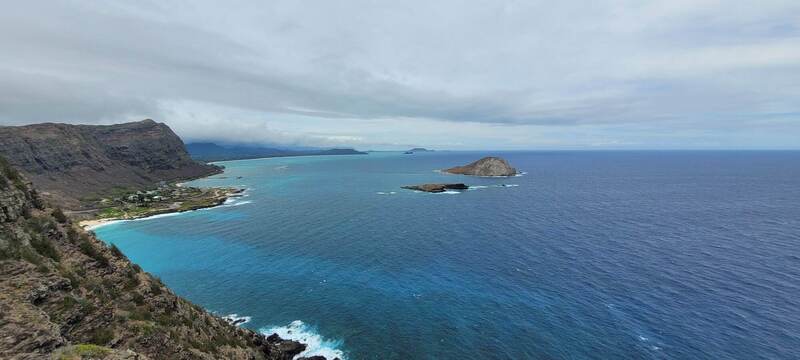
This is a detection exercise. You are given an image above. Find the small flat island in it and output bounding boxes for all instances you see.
[445,156,517,177]
[402,183,469,193]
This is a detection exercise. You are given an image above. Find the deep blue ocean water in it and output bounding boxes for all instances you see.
[93,151,800,359]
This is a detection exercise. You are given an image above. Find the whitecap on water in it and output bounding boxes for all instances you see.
[465,184,518,191]
[220,199,253,207]
[261,320,346,360]
[131,212,183,221]
[222,314,252,326]
[85,220,125,231]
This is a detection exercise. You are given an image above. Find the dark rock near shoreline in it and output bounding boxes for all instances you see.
[265,334,307,359]
[402,183,469,193]
[445,156,517,176]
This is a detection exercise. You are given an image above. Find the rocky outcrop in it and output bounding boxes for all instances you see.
[0,119,221,209]
[402,183,469,193]
[0,159,322,359]
[445,157,517,177]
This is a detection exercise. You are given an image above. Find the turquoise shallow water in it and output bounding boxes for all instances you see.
[94,151,800,359]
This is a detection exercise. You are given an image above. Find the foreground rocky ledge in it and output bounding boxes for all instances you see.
[0,157,330,359]
[445,156,517,176]
[402,183,469,193]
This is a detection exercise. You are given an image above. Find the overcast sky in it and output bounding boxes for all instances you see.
[1,1,799,149]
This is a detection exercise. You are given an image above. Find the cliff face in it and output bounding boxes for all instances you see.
[0,120,220,209]
[0,159,310,359]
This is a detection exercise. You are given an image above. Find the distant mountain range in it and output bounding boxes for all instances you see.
[186,142,367,162]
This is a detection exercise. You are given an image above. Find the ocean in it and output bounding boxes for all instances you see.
[93,151,800,359]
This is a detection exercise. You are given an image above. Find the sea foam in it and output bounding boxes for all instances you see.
[222,313,252,326]
[261,320,346,360]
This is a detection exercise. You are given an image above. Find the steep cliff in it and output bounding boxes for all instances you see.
[0,120,220,209]
[0,159,317,359]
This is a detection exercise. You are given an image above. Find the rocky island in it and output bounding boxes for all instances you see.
[402,183,469,193]
[445,156,517,177]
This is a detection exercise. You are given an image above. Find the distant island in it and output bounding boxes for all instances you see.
[445,157,517,177]
[404,147,434,154]
[187,142,367,162]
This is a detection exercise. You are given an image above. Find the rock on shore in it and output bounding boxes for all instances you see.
[445,157,517,176]
[402,183,469,193]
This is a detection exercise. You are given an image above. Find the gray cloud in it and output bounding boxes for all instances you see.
[0,0,799,149]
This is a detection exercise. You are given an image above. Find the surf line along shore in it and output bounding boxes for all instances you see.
[78,186,246,229]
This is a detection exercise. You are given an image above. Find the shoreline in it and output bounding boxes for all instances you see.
[79,187,245,230]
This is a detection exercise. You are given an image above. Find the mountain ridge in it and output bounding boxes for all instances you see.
[0,120,220,209]
[186,142,367,162]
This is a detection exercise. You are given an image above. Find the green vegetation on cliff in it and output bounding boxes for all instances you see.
[0,157,314,359]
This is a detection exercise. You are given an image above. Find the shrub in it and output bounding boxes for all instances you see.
[149,280,162,295]
[109,244,124,258]
[66,227,79,244]
[26,217,56,233]
[61,296,78,311]
[88,329,114,345]
[52,208,68,223]
[61,344,112,359]
[128,307,153,321]
[20,248,42,266]
[30,235,60,262]
[132,292,145,305]
[79,240,109,267]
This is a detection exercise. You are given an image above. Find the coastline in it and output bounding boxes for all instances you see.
[79,186,244,230]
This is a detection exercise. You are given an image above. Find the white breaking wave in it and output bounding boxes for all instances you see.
[222,314,252,327]
[261,320,346,360]
[466,184,519,191]
[132,212,184,221]
[220,198,253,207]
[376,191,397,195]
[85,220,125,231]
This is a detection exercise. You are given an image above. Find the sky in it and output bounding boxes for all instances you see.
[1,1,799,150]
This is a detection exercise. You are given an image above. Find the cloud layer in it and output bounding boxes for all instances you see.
[1,0,799,149]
